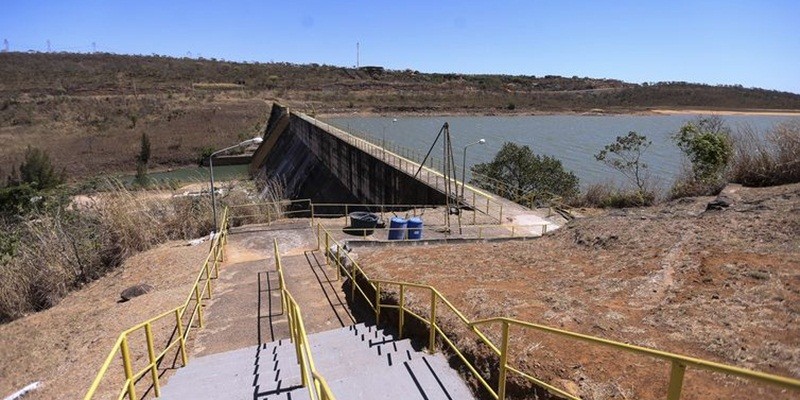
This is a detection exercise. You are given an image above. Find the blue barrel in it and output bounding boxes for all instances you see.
[407,217,423,240]
[388,217,407,240]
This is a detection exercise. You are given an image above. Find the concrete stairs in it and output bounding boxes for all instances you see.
[159,323,475,400]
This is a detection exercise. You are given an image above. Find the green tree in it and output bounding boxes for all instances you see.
[470,142,579,203]
[674,116,732,183]
[595,131,651,191]
[138,132,151,164]
[135,132,151,186]
[18,146,64,190]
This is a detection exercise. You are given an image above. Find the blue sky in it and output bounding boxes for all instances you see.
[3,0,799,93]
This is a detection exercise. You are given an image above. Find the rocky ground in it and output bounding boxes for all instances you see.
[356,183,800,399]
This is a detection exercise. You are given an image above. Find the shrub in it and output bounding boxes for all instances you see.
[673,116,733,184]
[595,131,652,192]
[471,142,579,203]
[729,120,800,186]
[670,116,733,198]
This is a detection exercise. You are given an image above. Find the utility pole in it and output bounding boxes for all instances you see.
[356,42,360,68]
[46,39,51,52]
[92,42,96,53]
[2,39,8,52]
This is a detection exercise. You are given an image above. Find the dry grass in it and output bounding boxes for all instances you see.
[729,119,800,186]
[0,180,263,323]
[356,183,800,399]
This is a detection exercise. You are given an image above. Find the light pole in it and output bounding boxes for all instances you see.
[209,137,264,233]
[461,138,486,202]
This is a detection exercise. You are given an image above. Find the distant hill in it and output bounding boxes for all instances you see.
[1,52,799,181]
[2,52,800,113]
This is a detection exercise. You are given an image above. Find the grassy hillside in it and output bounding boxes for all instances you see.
[2,52,799,180]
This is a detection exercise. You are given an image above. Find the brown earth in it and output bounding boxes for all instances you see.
[356,183,800,399]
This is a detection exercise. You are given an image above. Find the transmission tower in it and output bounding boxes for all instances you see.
[2,39,8,52]
[46,39,51,52]
[92,42,96,53]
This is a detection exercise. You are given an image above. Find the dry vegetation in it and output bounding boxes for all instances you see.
[357,183,800,399]
[0,180,260,323]
[3,52,800,181]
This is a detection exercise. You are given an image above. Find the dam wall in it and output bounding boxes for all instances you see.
[252,104,448,205]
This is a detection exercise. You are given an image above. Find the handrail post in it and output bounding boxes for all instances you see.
[428,289,437,354]
[324,233,330,267]
[316,223,321,250]
[375,282,381,323]
[194,286,204,328]
[335,245,341,281]
[351,261,356,299]
[205,262,213,299]
[120,336,137,400]
[398,285,405,339]
[498,320,510,400]
[175,308,188,365]
[145,323,161,397]
[499,203,503,222]
[667,361,687,400]
[310,202,315,227]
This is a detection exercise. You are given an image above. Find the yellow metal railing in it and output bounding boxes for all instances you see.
[315,223,800,400]
[230,199,551,242]
[273,239,335,400]
[84,208,230,400]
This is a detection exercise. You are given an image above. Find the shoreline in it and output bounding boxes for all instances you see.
[317,108,800,119]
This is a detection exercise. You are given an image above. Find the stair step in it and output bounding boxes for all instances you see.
[403,355,475,400]
[159,324,476,399]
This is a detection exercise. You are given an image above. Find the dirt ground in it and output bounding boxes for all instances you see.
[0,239,211,399]
[356,183,800,399]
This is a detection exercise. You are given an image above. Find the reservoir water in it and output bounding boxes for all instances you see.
[326,114,796,188]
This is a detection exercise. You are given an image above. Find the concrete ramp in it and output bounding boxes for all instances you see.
[160,323,475,399]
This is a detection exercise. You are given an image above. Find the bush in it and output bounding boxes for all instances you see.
[670,116,733,198]
[729,120,800,186]
[673,116,733,184]
[471,142,579,203]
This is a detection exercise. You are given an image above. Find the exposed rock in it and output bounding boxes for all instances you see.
[120,284,155,302]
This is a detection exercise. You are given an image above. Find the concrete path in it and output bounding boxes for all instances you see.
[189,221,354,357]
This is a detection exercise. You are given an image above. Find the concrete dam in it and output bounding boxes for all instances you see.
[251,103,454,206]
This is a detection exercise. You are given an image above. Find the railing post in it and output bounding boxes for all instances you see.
[316,223,320,250]
[398,285,405,339]
[205,262,213,299]
[498,320,510,400]
[375,282,381,324]
[175,308,188,365]
[335,245,341,281]
[195,286,204,328]
[145,323,161,397]
[351,262,356,299]
[120,336,137,400]
[499,203,503,222]
[428,289,437,354]
[667,361,687,400]
[324,233,330,267]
